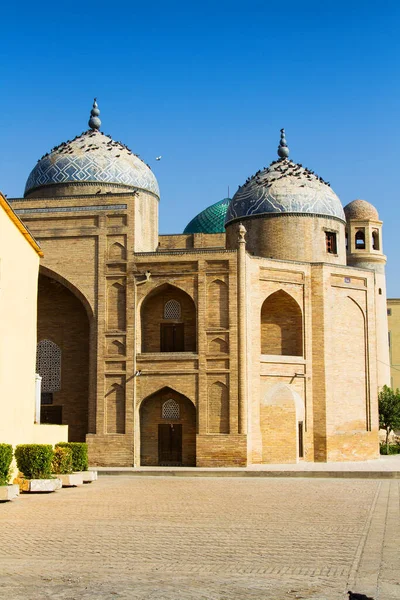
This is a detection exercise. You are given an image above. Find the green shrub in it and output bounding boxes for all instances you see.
[380,443,400,455]
[14,444,54,479]
[51,446,73,474]
[56,442,88,471]
[0,444,13,486]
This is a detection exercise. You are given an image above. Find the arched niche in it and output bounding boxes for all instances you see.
[139,387,196,466]
[107,281,126,331]
[208,381,229,434]
[108,242,126,260]
[207,279,229,329]
[141,284,196,353]
[209,337,228,354]
[261,290,303,356]
[107,339,125,356]
[105,383,125,434]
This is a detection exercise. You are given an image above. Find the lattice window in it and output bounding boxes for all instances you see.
[164,299,181,320]
[36,340,61,393]
[162,399,180,420]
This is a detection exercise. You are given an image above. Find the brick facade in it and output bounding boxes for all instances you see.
[8,181,386,467]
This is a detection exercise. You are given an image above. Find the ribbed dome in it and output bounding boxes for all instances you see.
[24,129,159,198]
[225,158,345,225]
[184,198,230,234]
[344,199,379,221]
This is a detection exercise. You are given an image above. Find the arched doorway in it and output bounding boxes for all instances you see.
[36,273,90,441]
[141,284,196,353]
[140,387,196,466]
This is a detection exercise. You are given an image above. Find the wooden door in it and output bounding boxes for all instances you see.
[160,323,185,352]
[158,424,182,465]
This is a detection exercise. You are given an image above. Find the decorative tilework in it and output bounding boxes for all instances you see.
[225,159,345,225]
[14,204,128,215]
[183,198,230,234]
[24,130,159,197]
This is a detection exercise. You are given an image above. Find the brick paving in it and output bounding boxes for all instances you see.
[0,477,399,599]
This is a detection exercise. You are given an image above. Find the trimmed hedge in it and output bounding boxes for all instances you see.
[56,442,88,471]
[51,446,73,474]
[14,444,54,479]
[0,444,13,486]
[380,443,400,455]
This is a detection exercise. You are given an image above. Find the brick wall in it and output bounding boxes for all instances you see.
[196,434,247,466]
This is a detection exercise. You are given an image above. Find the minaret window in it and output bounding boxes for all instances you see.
[355,229,365,249]
[372,230,380,251]
[325,231,337,254]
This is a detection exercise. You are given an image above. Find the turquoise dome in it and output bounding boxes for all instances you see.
[184,198,230,234]
[24,129,159,198]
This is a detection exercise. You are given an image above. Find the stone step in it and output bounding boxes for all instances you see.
[95,468,400,479]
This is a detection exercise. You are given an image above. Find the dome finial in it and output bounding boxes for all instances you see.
[277,128,289,159]
[88,98,101,131]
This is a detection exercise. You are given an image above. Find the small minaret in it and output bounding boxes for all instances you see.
[344,199,390,389]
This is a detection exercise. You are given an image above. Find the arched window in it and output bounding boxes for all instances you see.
[372,230,380,251]
[36,340,61,392]
[164,299,181,320]
[355,230,365,250]
[162,399,180,420]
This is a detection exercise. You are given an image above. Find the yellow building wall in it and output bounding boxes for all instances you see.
[0,196,68,452]
[388,299,400,391]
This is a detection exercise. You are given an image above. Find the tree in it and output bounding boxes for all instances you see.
[378,385,400,453]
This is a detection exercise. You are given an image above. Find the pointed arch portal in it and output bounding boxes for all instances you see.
[140,387,196,466]
[37,272,90,441]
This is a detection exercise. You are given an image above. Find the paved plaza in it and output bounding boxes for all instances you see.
[0,476,399,600]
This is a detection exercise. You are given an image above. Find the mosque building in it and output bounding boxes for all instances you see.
[8,100,390,466]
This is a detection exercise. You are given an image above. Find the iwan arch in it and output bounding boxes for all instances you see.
[8,104,390,466]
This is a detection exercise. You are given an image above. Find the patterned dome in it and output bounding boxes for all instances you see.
[225,158,345,225]
[184,198,230,234]
[24,101,159,197]
[225,130,344,226]
[344,199,379,221]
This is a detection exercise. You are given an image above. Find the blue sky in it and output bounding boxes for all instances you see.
[1,1,399,295]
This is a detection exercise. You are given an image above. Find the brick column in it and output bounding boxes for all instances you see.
[238,224,247,435]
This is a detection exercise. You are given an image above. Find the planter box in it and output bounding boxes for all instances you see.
[14,477,62,493]
[81,470,98,483]
[0,484,19,502]
[55,473,83,487]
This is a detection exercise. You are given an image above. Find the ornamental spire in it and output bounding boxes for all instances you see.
[277,128,289,159]
[88,98,101,130]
